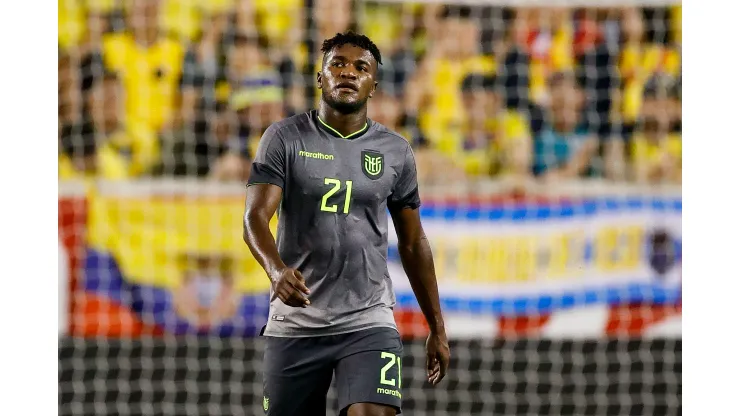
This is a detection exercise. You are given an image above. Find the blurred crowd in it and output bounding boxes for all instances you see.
[58,0,682,186]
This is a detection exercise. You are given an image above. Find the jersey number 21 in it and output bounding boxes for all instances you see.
[320,178,353,214]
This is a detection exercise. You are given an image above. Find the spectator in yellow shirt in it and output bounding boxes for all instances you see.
[102,0,185,133]
[526,7,576,106]
[59,72,159,180]
[210,71,287,182]
[180,3,233,129]
[404,8,496,155]
[631,77,681,184]
[618,7,681,131]
[459,74,532,180]
[368,90,466,185]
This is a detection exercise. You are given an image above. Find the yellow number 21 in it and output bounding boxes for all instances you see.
[320,178,353,214]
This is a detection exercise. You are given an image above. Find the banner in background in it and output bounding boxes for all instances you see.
[388,197,682,316]
[61,184,681,339]
[83,191,271,336]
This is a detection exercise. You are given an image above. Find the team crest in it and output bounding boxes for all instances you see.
[362,150,384,180]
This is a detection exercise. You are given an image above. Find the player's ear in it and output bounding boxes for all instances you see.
[316,72,322,89]
[370,81,378,98]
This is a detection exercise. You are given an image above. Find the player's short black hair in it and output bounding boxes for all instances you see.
[320,31,383,66]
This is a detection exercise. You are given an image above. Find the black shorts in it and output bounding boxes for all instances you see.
[262,327,404,416]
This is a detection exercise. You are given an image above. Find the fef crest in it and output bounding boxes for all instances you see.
[362,150,384,180]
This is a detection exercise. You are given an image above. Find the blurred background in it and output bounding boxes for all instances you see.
[58,0,681,415]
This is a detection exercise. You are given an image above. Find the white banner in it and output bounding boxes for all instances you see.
[387,197,682,315]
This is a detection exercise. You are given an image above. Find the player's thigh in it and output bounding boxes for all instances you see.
[335,329,404,415]
[262,337,334,416]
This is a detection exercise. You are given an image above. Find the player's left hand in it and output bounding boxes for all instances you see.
[425,331,450,386]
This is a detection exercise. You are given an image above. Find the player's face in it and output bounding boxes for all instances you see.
[318,44,378,114]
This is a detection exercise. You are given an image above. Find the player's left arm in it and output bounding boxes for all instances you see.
[389,144,450,386]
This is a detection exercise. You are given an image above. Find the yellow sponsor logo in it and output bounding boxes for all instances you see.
[299,150,334,160]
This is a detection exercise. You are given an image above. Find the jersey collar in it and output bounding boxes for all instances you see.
[314,111,370,140]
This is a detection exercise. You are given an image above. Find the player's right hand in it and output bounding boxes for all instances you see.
[270,268,311,308]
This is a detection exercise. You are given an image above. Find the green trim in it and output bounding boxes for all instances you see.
[317,115,368,139]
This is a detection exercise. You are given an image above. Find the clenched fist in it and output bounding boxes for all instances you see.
[269,268,311,308]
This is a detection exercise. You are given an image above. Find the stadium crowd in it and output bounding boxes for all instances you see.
[58,0,682,186]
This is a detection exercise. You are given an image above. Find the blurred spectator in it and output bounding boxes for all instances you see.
[669,75,681,134]
[252,0,303,50]
[59,51,82,128]
[59,0,113,129]
[532,71,598,179]
[404,6,495,155]
[102,0,185,133]
[59,0,113,51]
[59,0,87,51]
[459,74,532,180]
[59,72,159,179]
[360,2,417,97]
[173,254,239,332]
[495,8,537,127]
[316,0,354,44]
[180,2,233,128]
[210,71,287,182]
[631,77,681,184]
[526,7,576,106]
[368,88,465,185]
[306,0,355,106]
[575,9,623,180]
[74,1,112,98]
[617,7,681,137]
[226,33,272,83]
[248,0,305,116]
[160,0,203,42]
[159,34,280,180]
[368,90,405,134]
[156,103,231,177]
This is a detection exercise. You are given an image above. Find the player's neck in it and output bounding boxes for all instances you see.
[317,104,368,138]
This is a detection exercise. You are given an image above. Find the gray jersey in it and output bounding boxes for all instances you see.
[248,110,420,337]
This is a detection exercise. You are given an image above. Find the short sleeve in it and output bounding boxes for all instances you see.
[247,124,286,189]
[388,144,421,211]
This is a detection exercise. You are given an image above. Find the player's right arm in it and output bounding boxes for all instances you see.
[243,125,310,308]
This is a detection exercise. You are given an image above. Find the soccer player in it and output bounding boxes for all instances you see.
[243,31,450,416]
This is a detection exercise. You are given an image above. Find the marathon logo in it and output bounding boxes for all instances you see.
[376,388,401,398]
[299,150,334,160]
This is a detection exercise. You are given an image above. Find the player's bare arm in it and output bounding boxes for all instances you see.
[244,184,310,308]
[390,207,450,385]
